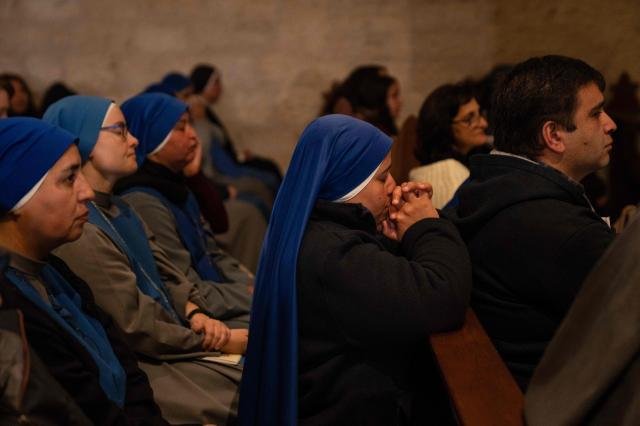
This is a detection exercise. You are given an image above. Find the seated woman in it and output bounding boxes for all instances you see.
[190,64,282,184]
[0,118,167,425]
[114,93,254,312]
[43,95,246,425]
[239,115,472,425]
[409,82,490,208]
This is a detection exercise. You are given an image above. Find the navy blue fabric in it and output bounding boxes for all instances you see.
[122,186,226,283]
[161,73,191,94]
[238,115,392,426]
[0,117,77,214]
[208,134,280,192]
[87,198,182,323]
[121,93,187,167]
[5,264,127,406]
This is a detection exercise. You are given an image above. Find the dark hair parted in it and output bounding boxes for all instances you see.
[415,81,476,165]
[492,55,605,159]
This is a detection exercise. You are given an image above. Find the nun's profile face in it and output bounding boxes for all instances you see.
[152,112,198,173]
[348,152,395,231]
[90,105,139,180]
[16,145,94,251]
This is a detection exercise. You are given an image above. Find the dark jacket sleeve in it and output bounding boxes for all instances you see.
[318,218,471,348]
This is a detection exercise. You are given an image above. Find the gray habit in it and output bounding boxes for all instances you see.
[55,194,243,425]
[121,190,253,328]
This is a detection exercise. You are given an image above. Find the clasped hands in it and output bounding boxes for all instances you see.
[381,181,439,241]
[188,307,248,354]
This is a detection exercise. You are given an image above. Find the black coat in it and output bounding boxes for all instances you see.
[297,200,471,426]
[0,256,168,426]
[445,154,615,389]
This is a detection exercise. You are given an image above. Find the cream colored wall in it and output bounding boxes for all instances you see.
[1,0,638,169]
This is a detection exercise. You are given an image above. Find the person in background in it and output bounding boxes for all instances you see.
[0,73,39,117]
[239,114,471,425]
[0,117,167,425]
[0,77,12,118]
[40,81,77,113]
[190,64,282,183]
[320,65,402,137]
[410,81,490,208]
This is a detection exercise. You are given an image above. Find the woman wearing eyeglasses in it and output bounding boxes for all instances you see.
[43,95,247,425]
[409,81,490,208]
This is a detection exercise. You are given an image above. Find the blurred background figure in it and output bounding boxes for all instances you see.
[0,76,13,118]
[410,81,490,208]
[0,73,39,117]
[40,81,77,113]
[190,64,282,184]
[320,64,402,137]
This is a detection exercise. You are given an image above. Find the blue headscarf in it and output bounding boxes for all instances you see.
[161,72,191,94]
[239,115,392,426]
[121,93,187,166]
[42,95,113,162]
[0,117,77,215]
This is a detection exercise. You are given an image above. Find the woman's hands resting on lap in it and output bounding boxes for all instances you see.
[382,181,439,241]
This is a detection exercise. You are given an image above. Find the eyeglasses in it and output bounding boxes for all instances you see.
[452,110,487,127]
[100,122,128,141]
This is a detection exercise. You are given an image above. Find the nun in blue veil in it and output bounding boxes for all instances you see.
[0,117,167,424]
[239,115,471,425]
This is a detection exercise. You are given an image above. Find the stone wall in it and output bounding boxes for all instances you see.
[1,0,638,169]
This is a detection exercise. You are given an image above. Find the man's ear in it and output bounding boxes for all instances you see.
[541,120,565,154]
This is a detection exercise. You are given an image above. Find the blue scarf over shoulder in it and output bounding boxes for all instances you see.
[239,115,392,426]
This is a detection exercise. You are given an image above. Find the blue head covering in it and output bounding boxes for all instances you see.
[161,72,191,95]
[239,115,392,426]
[142,82,173,96]
[0,117,77,215]
[121,93,188,166]
[42,95,113,162]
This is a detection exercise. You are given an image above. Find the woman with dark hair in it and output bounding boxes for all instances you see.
[320,65,402,136]
[410,81,489,208]
[0,73,39,117]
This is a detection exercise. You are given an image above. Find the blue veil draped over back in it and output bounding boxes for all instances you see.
[239,115,392,426]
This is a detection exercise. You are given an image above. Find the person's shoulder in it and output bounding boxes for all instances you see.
[505,197,612,241]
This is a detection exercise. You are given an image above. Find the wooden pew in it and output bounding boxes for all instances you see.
[430,309,524,425]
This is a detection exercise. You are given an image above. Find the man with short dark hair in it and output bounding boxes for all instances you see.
[446,55,617,389]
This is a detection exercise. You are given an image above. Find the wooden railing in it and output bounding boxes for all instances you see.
[430,309,524,425]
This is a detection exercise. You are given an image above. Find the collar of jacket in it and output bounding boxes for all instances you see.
[310,199,378,234]
[114,160,189,205]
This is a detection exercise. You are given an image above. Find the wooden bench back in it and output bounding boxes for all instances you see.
[430,309,524,425]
